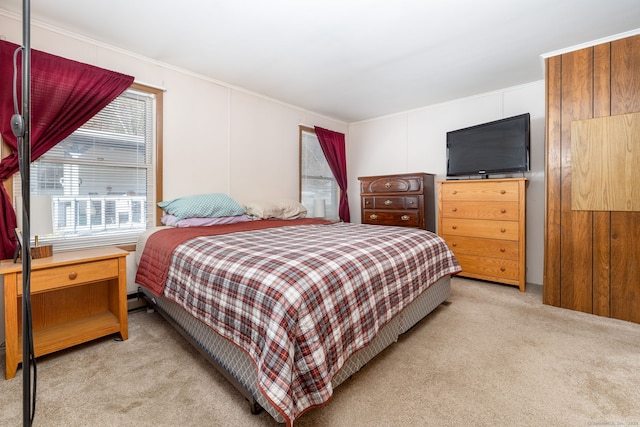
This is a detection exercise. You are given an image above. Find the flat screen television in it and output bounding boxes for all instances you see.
[446,113,530,178]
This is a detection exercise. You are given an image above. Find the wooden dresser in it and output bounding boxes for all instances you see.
[359,172,435,232]
[438,178,526,292]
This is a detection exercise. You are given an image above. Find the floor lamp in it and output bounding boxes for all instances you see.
[9,0,35,425]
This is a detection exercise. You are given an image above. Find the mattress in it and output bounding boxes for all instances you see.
[140,274,450,424]
[135,220,460,424]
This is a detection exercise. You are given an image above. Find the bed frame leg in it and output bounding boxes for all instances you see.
[248,398,263,415]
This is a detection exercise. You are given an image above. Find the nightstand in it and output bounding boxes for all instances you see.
[1,246,129,379]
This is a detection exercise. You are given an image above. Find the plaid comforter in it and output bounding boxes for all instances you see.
[143,221,460,424]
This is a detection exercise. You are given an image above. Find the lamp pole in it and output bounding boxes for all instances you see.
[20,0,33,425]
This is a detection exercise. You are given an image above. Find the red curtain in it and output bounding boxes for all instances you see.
[314,126,350,222]
[0,40,134,258]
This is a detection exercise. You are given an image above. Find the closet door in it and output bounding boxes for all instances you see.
[591,43,611,317]
[610,36,640,324]
[543,54,562,307]
[545,50,586,309]
[545,34,640,324]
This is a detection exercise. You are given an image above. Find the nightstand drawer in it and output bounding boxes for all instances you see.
[17,258,120,295]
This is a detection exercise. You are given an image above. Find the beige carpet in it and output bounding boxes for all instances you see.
[1,277,639,426]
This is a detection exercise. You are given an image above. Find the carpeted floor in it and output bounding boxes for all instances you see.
[1,277,639,426]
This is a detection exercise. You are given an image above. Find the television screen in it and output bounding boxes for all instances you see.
[446,113,530,177]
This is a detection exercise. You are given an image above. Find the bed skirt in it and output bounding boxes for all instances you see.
[140,274,451,423]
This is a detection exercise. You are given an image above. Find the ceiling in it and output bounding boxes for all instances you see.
[1,0,640,122]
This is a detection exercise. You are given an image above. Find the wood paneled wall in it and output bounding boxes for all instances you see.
[544,34,640,324]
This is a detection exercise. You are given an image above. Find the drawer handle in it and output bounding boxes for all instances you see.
[500,190,506,194]
[365,200,370,205]
[69,271,78,280]
[452,207,457,212]
[369,214,378,220]
[385,182,391,188]
[452,242,457,247]
[384,200,393,206]
[452,190,457,195]
[500,248,506,252]
[500,209,506,213]
[500,228,506,233]
[400,215,410,221]
[452,225,457,230]
[500,267,506,272]
[408,200,415,205]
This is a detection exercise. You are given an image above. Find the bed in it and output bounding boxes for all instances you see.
[134,217,460,425]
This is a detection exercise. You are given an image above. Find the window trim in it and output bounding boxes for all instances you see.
[298,125,315,202]
[130,82,165,227]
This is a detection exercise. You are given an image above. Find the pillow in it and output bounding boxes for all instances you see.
[243,199,307,220]
[161,214,250,227]
[158,193,245,221]
[243,200,282,220]
[275,199,307,219]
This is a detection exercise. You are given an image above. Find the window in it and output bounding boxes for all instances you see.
[299,126,339,221]
[14,83,162,251]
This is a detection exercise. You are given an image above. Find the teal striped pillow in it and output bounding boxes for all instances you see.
[158,193,245,221]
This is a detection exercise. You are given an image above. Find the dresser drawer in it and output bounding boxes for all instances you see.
[362,210,420,227]
[441,234,519,260]
[362,196,420,210]
[360,176,423,194]
[18,258,120,295]
[440,200,519,221]
[440,180,520,202]
[441,217,519,240]
[455,253,520,281]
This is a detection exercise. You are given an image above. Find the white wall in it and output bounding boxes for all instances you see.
[0,11,347,344]
[0,12,348,200]
[348,81,546,287]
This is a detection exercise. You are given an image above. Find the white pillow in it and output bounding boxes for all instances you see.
[244,199,307,219]
[276,199,307,219]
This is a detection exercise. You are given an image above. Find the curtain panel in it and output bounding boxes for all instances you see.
[0,40,134,259]
[314,126,350,222]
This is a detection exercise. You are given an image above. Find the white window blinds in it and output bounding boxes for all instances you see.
[299,127,339,221]
[14,88,156,251]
